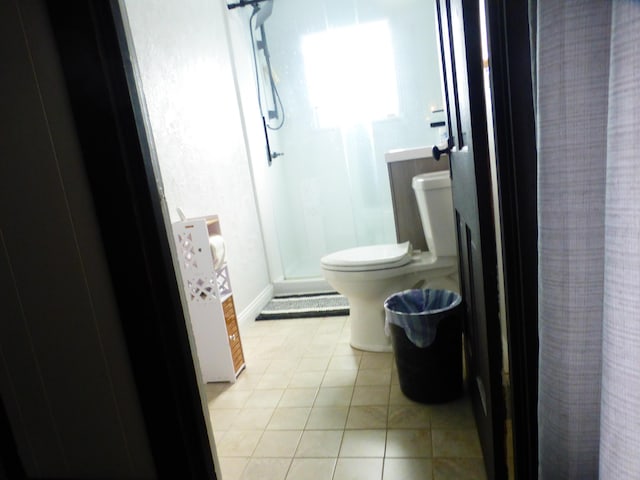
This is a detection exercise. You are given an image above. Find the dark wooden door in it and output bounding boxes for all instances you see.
[434,0,507,478]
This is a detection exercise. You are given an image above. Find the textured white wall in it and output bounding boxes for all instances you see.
[121,0,271,315]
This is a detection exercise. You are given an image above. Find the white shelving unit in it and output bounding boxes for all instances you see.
[173,215,245,383]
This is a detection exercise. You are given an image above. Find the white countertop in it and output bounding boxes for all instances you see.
[384,146,433,163]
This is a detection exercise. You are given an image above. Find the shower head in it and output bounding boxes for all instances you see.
[254,0,273,28]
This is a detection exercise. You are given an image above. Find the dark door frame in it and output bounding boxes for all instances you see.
[0,1,217,478]
[45,1,219,478]
[484,0,538,478]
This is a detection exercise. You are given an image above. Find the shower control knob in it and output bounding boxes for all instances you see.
[432,137,454,160]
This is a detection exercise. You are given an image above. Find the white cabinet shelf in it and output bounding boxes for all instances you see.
[173,215,245,383]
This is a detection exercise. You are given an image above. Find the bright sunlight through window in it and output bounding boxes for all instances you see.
[302,21,399,129]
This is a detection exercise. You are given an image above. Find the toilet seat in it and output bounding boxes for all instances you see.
[320,242,412,272]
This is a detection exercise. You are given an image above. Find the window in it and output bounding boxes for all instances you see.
[302,21,399,128]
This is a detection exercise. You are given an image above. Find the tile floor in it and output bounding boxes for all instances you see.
[206,316,487,480]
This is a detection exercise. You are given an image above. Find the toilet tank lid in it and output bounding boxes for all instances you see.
[321,242,412,269]
[412,170,451,190]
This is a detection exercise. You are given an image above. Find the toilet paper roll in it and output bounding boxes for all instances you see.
[209,235,226,270]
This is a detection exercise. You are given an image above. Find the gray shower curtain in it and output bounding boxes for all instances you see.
[536,0,640,478]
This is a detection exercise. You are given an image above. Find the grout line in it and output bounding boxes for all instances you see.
[209,317,481,479]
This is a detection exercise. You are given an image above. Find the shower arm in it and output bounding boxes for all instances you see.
[227,0,269,10]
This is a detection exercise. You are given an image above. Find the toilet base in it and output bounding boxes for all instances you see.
[348,298,393,352]
[350,339,393,353]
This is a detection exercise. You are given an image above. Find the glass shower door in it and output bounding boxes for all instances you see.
[257,0,443,280]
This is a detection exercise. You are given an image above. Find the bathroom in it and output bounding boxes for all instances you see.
[121,1,493,478]
[121,0,449,325]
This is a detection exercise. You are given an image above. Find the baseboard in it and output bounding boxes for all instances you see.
[273,277,332,296]
[237,284,274,331]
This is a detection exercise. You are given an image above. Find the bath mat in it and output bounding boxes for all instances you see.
[255,292,349,320]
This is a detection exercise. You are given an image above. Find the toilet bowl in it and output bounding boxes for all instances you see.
[320,170,459,352]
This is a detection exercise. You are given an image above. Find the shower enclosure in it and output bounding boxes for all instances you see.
[237,0,445,284]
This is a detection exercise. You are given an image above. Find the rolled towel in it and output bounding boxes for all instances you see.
[209,235,226,270]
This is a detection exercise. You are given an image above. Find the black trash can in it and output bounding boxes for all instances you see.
[384,289,463,404]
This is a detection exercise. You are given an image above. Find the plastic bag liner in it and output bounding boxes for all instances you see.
[384,289,462,348]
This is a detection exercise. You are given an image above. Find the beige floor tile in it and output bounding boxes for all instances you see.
[255,342,287,357]
[322,370,358,387]
[216,430,262,457]
[253,430,303,458]
[267,358,300,374]
[346,405,388,429]
[306,406,349,429]
[389,384,417,406]
[339,429,386,457]
[312,333,342,346]
[230,371,265,390]
[252,344,288,360]
[289,371,325,388]
[267,407,311,430]
[333,458,384,480]
[317,319,346,334]
[304,343,336,357]
[333,343,363,357]
[388,405,431,429]
[383,458,433,480]
[240,458,292,480]
[273,345,309,360]
[209,389,253,409]
[431,429,482,458]
[230,408,274,430]
[314,386,354,407]
[218,457,249,480]
[295,430,343,457]
[244,321,281,334]
[286,458,337,480]
[391,367,400,385]
[237,328,262,339]
[278,388,318,407]
[276,325,305,336]
[385,429,432,458]
[356,368,392,386]
[256,372,293,390]
[432,458,487,480]
[257,335,287,347]
[285,332,315,348]
[351,385,390,406]
[209,408,240,431]
[328,355,361,371]
[204,382,230,397]
[285,344,315,357]
[296,356,330,373]
[213,429,226,444]
[244,389,284,408]
[295,318,323,330]
[360,352,394,370]
[429,397,475,429]
[213,317,484,480]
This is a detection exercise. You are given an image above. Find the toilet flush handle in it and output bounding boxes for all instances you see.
[432,137,454,160]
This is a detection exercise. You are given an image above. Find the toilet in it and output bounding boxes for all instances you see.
[320,170,459,352]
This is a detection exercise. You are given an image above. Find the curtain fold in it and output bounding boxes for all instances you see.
[599,3,640,477]
[537,0,640,478]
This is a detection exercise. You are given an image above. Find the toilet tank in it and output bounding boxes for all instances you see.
[412,171,457,257]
